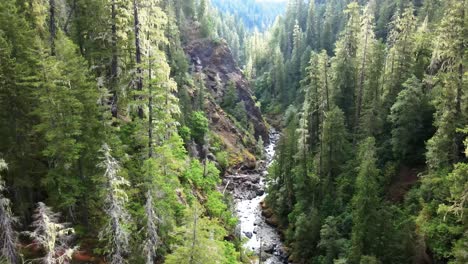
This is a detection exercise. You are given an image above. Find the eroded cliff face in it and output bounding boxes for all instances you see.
[185,39,269,141]
[183,23,269,169]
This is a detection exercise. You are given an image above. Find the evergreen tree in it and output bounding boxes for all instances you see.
[350,137,381,263]
[317,50,331,117]
[302,51,322,149]
[355,4,377,135]
[382,5,417,109]
[318,216,346,264]
[34,35,105,218]
[412,17,433,80]
[305,0,318,50]
[165,205,232,264]
[182,0,196,18]
[321,0,344,54]
[289,208,321,261]
[266,106,299,225]
[0,160,20,264]
[331,2,360,127]
[221,80,238,111]
[25,202,76,264]
[272,46,287,106]
[199,0,215,38]
[389,76,429,162]
[318,106,350,213]
[426,0,467,171]
[198,0,207,20]
[289,19,305,101]
[233,101,248,128]
[143,191,159,264]
[358,41,386,139]
[98,144,131,264]
[296,100,311,181]
[0,0,43,219]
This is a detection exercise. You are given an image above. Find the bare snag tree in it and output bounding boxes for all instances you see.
[25,202,76,264]
[0,159,20,264]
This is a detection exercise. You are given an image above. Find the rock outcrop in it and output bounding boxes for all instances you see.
[183,23,269,169]
[185,38,269,143]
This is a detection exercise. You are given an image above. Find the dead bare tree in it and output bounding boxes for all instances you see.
[98,144,131,264]
[25,202,76,264]
[0,159,20,264]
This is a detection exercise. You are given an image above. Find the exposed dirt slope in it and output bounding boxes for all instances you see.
[183,22,269,169]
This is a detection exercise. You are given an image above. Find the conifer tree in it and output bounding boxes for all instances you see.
[1,0,467,263]
[382,5,417,109]
[165,205,228,264]
[331,2,360,127]
[389,76,428,162]
[146,48,179,150]
[318,106,350,213]
[296,100,310,180]
[25,202,76,264]
[316,51,332,178]
[290,19,304,97]
[221,81,238,112]
[318,216,346,264]
[350,137,381,263]
[0,0,43,219]
[272,46,287,105]
[355,4,377,135]
[290,208,321,261]
[412,17,433,80]
[442,135,468,263]
[320,0,342,53]
[318,50,331,113]
[358,41,386,139]
[109,0,132,118]
[32,34,105,222]
[181,0,196,18]
[303,51,322,149]
[305,0,317,50]
[98,144,131,264]
[198,0,207,20]
[143,191,159,264]
[0,160,20,264]
[133,0,144,118]
[426,0,467,171]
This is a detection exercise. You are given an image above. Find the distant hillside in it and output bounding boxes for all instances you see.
[211,0,287,31]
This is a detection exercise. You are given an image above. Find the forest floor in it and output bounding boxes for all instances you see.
[387,165,424,202]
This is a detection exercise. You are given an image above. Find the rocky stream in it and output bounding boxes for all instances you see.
[224,132,288,264]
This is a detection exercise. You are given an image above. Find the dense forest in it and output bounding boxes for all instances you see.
[211,0,287,31]
[249,0,467,263]
[0,0,466,264]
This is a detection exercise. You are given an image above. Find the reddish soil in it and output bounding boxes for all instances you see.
[387,165,424,202]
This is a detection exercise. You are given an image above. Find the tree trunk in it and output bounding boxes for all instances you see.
[355,25,369,140]
[49,0,56,56]
[314,85,320,148]
[78,158,89,228]
[324,57,330,112]
[454,6,464,162]
[111,0,118,118]
[189,209,198,264]
[63,0,77,34]
[303,122,308,179]
[134,0,144,118]
[148,43,153,158]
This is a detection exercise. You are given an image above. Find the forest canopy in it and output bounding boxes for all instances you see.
[0,0,466,264]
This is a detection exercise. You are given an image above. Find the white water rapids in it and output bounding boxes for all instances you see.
[232,132,287,264]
